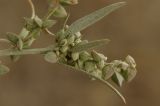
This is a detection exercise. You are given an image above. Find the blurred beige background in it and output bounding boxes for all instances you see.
[0,0,160,106]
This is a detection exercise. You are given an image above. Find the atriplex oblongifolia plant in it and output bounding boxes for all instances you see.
[0,0,137,104]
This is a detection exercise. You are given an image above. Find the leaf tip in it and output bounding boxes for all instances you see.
[111,1,127,9]
[123,98,127,104]
[116,1,127,6]
[104,38,110,43]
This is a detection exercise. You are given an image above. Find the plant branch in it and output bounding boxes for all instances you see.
[0,45,55,57]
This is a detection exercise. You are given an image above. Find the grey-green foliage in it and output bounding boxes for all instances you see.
[0,0,137,104]
[71,39,110,52]
[65,2,126,35]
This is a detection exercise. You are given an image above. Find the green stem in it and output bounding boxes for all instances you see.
[44,7,58,20]
[44,0,59,20]
[0,45,55,57]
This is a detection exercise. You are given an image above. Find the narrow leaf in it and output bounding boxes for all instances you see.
[71,39,110,52]
[58,62,126,104]
[65,2,126,35]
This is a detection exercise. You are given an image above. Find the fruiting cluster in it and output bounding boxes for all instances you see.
[45,26,137,87]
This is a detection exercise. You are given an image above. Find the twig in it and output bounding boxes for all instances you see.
[28,0,36,19]
[0,45,55,57]
[63,14,70,29]
[45,7,58,20]
[45,28,55,36]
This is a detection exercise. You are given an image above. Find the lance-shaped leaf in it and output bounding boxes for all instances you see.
[58,62,126,104]
[71,39,110,52]
[64,2,126,35]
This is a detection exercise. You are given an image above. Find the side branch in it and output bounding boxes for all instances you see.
[0,45,55,57]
